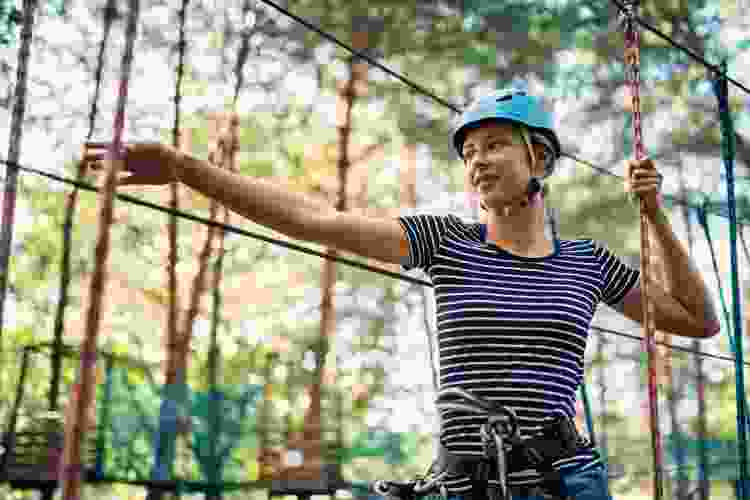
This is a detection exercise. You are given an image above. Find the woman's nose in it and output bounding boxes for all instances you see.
[471,157,490,176]
[470,151,489,168]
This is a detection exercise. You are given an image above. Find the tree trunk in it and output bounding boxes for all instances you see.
[0,0,37,352]
[677,160,709,500]
[204,114,238,500]
[147,114,232,500]
[60,1,139,497]
[300,24,369,482]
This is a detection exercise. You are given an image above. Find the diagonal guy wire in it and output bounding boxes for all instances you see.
[257,0,748,179]
[609,0,750,95]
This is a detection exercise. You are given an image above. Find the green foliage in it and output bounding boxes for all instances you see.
[4,1,749,494]
[0,0,19,47]
[339,427,409,465]
[0,0,64,47]
[551,171,640,257]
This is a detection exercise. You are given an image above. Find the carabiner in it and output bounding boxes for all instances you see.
[413,471,448,494]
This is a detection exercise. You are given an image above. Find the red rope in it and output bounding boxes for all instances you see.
[622,3,664,499]
[59,0,139,498]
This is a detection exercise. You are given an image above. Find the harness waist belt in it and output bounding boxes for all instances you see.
[435,415,581,478]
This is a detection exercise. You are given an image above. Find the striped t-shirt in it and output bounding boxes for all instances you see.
[397,214,640,491]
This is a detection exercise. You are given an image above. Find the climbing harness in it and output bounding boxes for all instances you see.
[374,388,581,500]
[619,2,664,499]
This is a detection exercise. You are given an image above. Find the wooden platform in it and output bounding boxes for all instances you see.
[0,430,97,490]
[268,463,345,500]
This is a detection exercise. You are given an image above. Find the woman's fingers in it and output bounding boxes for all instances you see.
[85,152,107,162]
[82,143,135,169]
[84,141,132,149]
[116,175,134,186]
[630,167,659,178]
[631,183,660,193]
[83,142,134,157]
[83,142,116,155]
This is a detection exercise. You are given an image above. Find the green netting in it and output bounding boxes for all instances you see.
[97,365,262,484]
[338,427,419,465]
[665,433,750,481]
[4,342,417,495]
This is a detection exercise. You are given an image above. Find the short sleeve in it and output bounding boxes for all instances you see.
[593,240,641,307]
[397,214,454,271]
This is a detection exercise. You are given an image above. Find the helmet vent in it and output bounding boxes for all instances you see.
[496,91,525,102]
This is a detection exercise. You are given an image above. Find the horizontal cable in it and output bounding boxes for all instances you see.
[591,325,747,367]
[2,158,743,370]
[0,158,431,287]
[560,152,623,179]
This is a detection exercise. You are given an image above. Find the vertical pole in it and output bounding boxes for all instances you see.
[0,0,37,356]
[207,244,223,498]
[579,380,597,449]
[94,355,114,479]
[0,345,31,475]
[50,0,116,420]
[258,351,275,481]
[597,332,609,465]
[677,164,708,498]
[59,0,139,497]
[694,336,709,499]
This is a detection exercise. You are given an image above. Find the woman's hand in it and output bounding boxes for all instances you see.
[625,157,664,217]
[81,142,183,186]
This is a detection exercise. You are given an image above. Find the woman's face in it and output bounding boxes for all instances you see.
[462,121,534,211]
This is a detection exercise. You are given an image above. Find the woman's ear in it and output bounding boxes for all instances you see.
[531,142,547,177]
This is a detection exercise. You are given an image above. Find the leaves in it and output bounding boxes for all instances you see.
[3,0,749,493]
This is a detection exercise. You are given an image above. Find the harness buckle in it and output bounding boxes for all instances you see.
[373,390,581,500]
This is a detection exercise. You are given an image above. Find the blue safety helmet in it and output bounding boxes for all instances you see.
[451,88,562,177]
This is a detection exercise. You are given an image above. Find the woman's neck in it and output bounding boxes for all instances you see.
[484,201,552,256]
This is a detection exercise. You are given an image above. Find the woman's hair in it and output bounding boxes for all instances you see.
[516,124,556,178]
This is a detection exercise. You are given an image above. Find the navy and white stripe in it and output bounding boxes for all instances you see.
[398,214,639,491]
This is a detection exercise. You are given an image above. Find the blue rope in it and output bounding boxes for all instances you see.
[712,60,748,500]
[695,202,736,351]
[579,383,600,459]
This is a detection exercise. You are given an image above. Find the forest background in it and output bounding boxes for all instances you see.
[0,0,749,499]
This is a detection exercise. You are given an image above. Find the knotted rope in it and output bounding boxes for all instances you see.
[620,2,664,499]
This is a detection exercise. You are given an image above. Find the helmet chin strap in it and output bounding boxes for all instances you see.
[500,176,543,216]
[520,176,543,207]
[480,176,542,215]
[479,132,547,215]
[481,161,544,216]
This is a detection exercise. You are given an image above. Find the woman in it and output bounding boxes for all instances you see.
[83,88,719,499]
